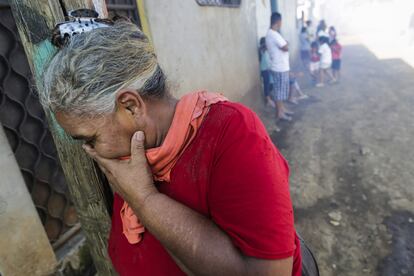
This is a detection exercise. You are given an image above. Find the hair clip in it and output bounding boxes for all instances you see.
[51,9,114,48]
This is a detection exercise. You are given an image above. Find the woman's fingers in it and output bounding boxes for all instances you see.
[130,131,147,165]
[82,144,95,155]
[80,132,155,203]
[82,144,117,170]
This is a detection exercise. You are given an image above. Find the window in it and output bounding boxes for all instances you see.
[196,0,241,8]
[106,0,141,27]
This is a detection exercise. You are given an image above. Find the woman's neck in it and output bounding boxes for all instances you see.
[151,95,178,148]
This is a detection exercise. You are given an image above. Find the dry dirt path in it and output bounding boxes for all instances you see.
[254,44,414,276]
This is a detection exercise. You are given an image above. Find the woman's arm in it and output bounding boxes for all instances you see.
[84,131,293,276]
[134,190,293,276]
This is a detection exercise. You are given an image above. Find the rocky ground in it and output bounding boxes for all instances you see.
[254,44,414,275]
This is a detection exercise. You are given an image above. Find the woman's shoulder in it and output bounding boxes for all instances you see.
[207,101,266,136]
[210,101,256,121]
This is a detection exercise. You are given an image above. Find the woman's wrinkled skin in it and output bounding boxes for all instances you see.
[56,90,177,159]
[55,84,293,276]
[56,90,177,212]
[43,18,295,275]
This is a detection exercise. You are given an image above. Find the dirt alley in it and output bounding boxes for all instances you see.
[252,43,414,275]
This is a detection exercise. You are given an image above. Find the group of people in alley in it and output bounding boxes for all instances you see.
[302,19,342,86]
[260,13,342,128]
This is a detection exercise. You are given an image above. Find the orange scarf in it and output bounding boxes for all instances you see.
[121,91,227,244]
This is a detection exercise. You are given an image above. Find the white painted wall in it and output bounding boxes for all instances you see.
[277,0,300,61]
[143,0,261,101]
[256,0,272,41]
[256,0,300,64]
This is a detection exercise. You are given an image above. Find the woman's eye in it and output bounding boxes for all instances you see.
[85,139,95,147]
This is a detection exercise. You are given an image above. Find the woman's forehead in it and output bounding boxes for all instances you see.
[55,112,106,137]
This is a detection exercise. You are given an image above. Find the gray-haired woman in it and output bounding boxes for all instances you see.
[42,19,303,276]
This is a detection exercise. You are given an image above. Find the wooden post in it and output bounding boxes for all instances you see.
[8,1,116,274]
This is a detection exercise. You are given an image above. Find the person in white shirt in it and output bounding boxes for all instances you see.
[265,12,293,122]
[316,36,336,87]
[306,20,316,42]
[316,20,328,39]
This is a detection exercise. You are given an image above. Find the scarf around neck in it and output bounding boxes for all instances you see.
[121,91,228,244]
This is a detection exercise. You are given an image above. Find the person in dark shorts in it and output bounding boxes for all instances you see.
[259,37,276,108]
[330,36,342,81]
[300,27,311,70]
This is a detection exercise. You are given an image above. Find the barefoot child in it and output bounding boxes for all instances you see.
[316,36,336,87]
[259,37,276,107]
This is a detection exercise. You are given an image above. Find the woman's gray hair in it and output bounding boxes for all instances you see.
[41,20,166,116]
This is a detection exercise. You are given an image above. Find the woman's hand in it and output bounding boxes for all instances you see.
[83,131,157,206]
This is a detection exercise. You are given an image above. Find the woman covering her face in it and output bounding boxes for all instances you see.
[42,19,302,276]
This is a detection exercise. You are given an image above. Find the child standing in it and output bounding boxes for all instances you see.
[316,36,336,87]
[328,26,337,44]
[317,20,329,39]
[330,37,342,82]
[300,27,311,70]
[309,41,320,83]
[259,37,275,107]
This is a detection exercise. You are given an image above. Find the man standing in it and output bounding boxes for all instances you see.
[266,12,293,121]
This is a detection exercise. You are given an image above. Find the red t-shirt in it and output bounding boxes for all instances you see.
[310,49,320,62]
[108,102,302,275]
[331,42,342,60]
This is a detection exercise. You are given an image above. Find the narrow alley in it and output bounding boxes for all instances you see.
[2,0,413,275]
[258,42,414,275]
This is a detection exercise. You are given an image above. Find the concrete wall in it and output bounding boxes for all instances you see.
[0,127,57,275]
[143,0,261,101]
[277,0,300,61]
[256,0,300,66]
[256,0,272,41]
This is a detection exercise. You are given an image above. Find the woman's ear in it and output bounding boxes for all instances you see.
[116,90,145,116]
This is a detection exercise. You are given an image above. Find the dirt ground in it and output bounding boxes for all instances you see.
[253,44,414,275]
